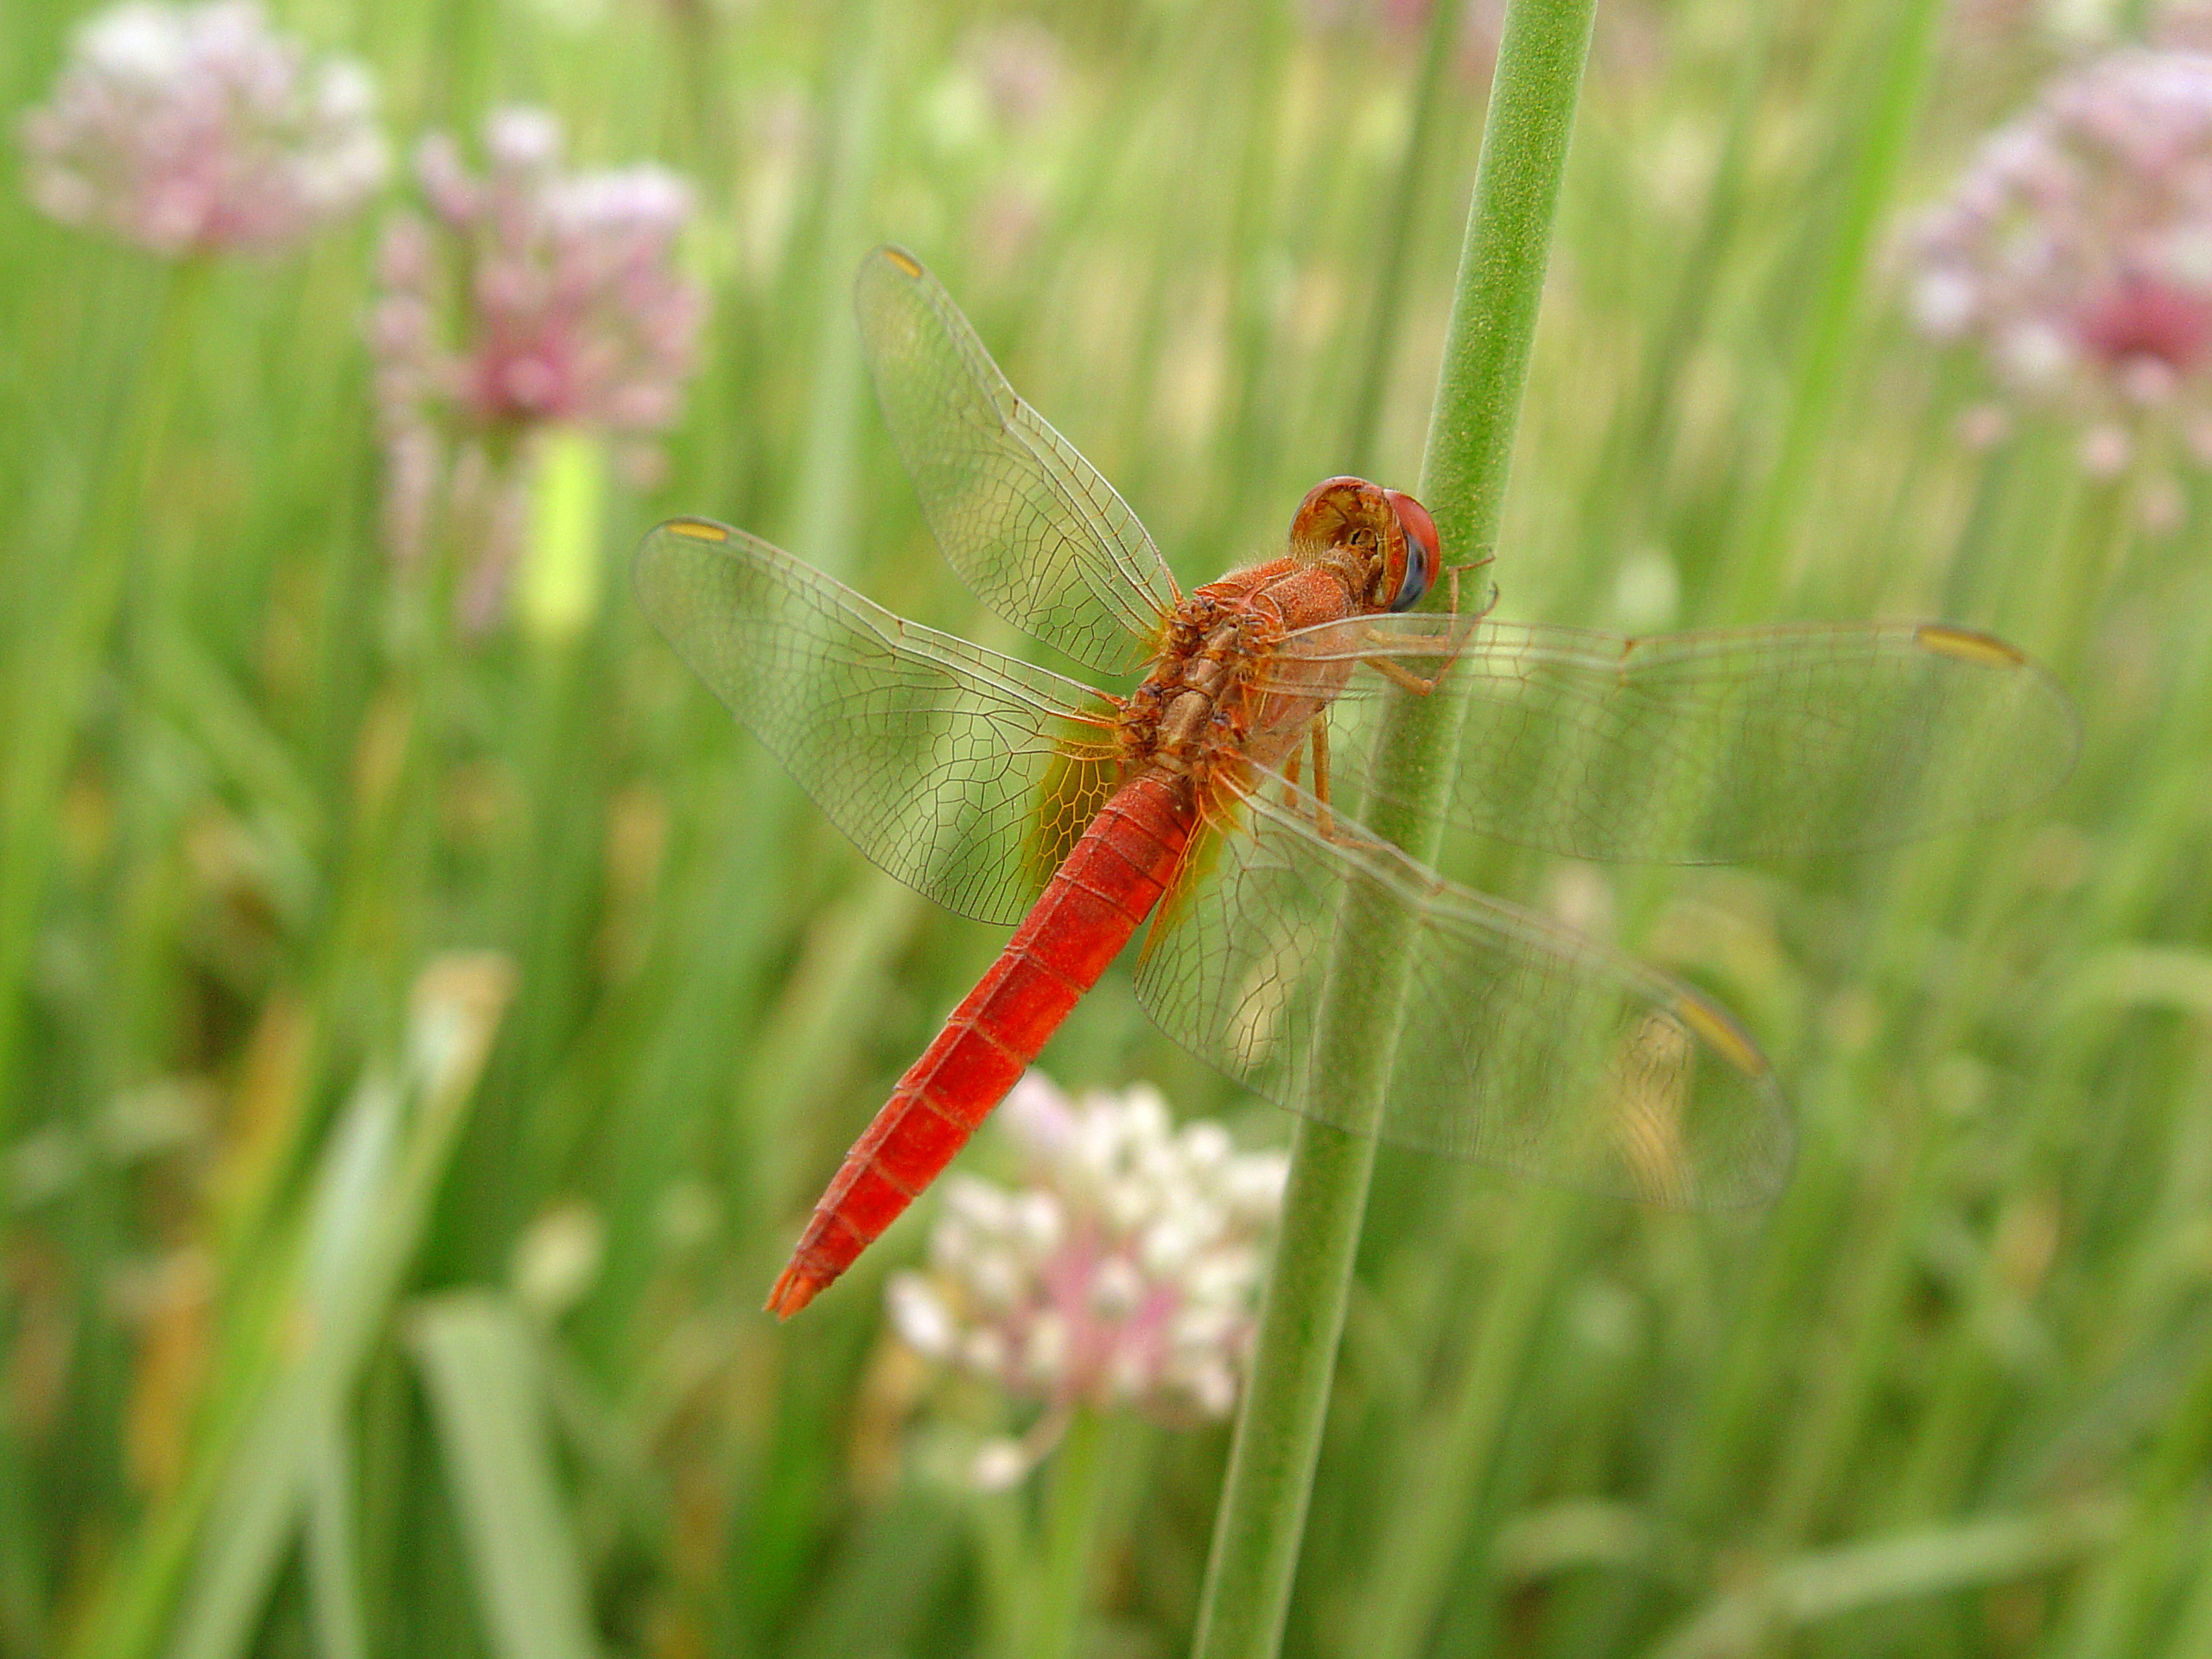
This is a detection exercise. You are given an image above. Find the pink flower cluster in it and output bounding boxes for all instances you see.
[21,0,386,256]
[958,19,1068,133]
[886,1073,1286,1486]
[370,108,702,443]
[1910,47,2212,495]
[367,109,702,607]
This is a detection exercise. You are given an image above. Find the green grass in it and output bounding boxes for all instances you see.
[3,2,2211,1657]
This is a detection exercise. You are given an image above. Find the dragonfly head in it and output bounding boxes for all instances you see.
[1291,476,1440,613]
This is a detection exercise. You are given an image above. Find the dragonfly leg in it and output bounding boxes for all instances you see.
[1366,655,1446,696]
[1304,717,1429,860]
[1359,562,1493,695]
[1309,717,1333,840]
[1441,551,1496,618]
[1265,718,1355,844]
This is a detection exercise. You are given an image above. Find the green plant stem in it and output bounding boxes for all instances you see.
[789,0,889,582]
[1029,1408,1109,1659]
[1187,4,1597,1656]
[2037,471,2131,683]
[1356,1187,1582,1659]
[0,264,203,1650]
[1560,2,1776,620]
[1414,0,1598,569]
[0,260,204,1133]
[1717,0,1944,621]
[1339,0,1466,477]
[71,959,512,1659]
[1187,1120,1382,1659]
[316,453,466,1039]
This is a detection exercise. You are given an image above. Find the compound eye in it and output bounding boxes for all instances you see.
[1383,491,1440,612]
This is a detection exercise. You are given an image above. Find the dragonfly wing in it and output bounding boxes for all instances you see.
[1260,616,2077,862]
[637,518,1122,927]
[1133,780,1791,1207]
[855,246,1180,676]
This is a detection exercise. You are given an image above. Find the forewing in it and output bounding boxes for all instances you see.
[1258,616,2077,862]
[636,518,1121,927]
[1134,782,1791,1207]
[855,246,1179,675]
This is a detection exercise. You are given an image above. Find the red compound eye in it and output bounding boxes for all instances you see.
[1383,490,1439,612]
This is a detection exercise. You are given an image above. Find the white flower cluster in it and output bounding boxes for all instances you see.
[887,1072,1287,1433]
[21,0,386,256]
[1908,47,2212,508]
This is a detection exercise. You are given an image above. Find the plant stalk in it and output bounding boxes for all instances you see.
[0,260,205,1133]
[1717,0,1945,622]
[1187,3,1599,1656]
[1339,0,1467,478]
[1030,1407,1110,1659]
[1356,1186,1583,1659]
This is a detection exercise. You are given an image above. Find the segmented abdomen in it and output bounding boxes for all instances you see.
[766,770,1196,1318]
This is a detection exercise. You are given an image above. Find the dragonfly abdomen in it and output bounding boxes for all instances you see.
[766,771,1197,1318]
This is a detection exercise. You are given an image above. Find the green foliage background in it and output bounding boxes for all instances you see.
[3,0,2209,1656]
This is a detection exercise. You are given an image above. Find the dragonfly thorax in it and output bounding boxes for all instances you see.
[1122,597,1287,787]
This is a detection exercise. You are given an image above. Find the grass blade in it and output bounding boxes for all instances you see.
[410,1293,603,1659]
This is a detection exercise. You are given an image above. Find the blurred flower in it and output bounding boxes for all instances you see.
[1907,47,2212,514]
[2167,4,2212,51]
[510,1198,605,1319]
[932,22,1070,276]
[735,84,811,279]
[369,107,703,617]
[958,19,1068,134]
[20,0,385,256]
[1300,0,1508,80]
[374,108,702,436]
[652,1176,719,1254]
[885,1071,1287,1488]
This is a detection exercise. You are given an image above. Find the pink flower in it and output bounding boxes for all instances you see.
[368,108,703,612]
[886,1073,1287,1487]
[20,1,385,256]
[1909,48,2212,494]
[958,20,1068,133]
[370,107,702,441]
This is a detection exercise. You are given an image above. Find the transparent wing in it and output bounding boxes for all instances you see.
[855,245,1180,675]
[1253,616,2078,863]
[636,518,1122,927]
[1134,780,1790,1206]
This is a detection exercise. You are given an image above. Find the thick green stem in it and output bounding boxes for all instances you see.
[1187,1120,1382,1659]
[1414,0,1599,569]
[1029,1408,1109,1659]
[1187,5,1598,1656]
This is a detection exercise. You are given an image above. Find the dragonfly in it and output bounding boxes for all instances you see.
[637,245,2076,1319]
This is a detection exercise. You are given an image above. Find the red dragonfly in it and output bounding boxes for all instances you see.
[638,246,2075,1319]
